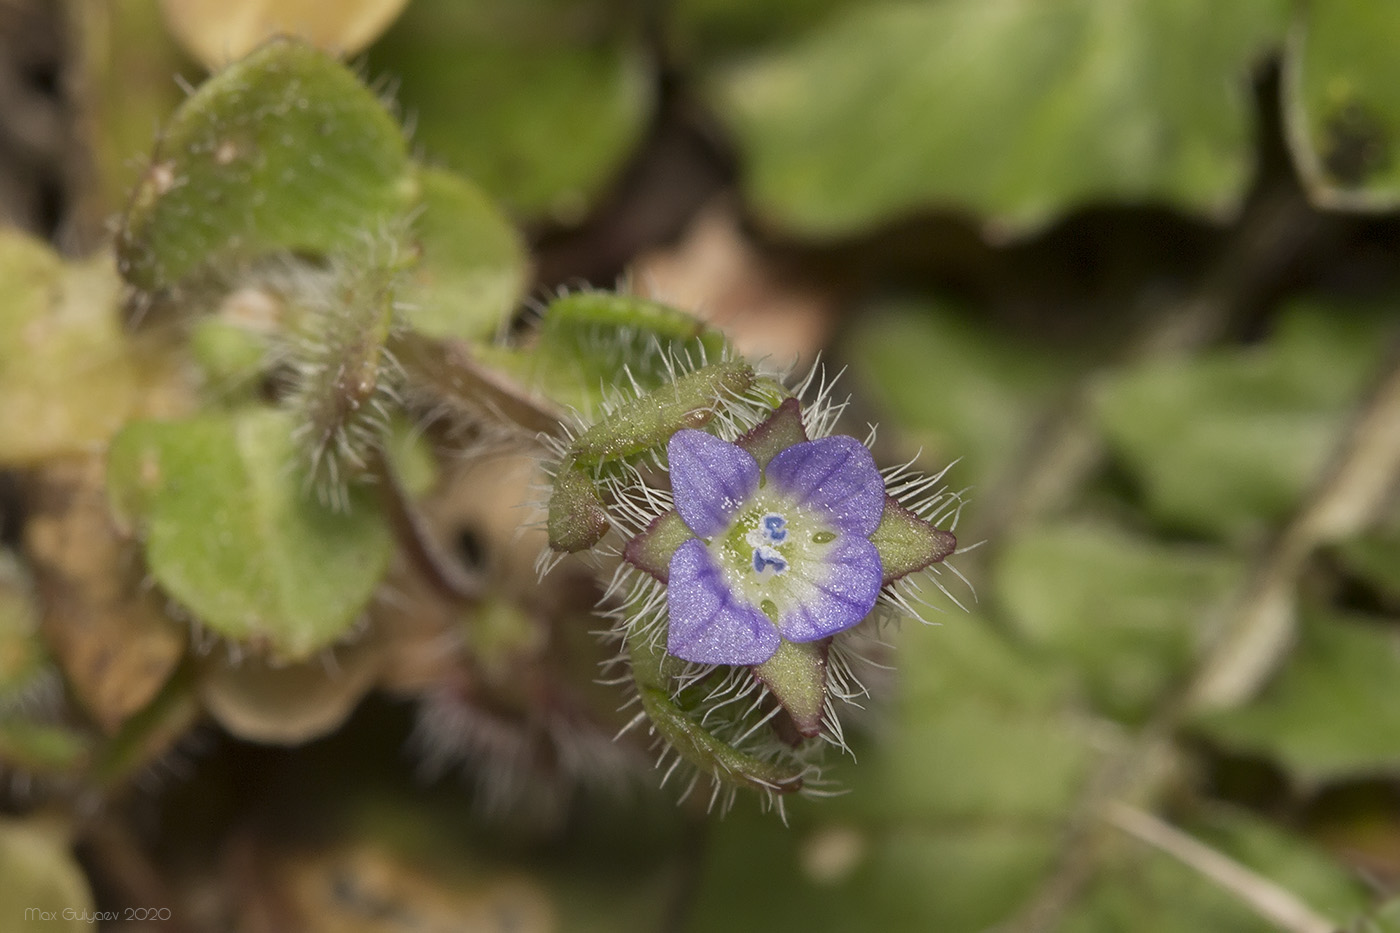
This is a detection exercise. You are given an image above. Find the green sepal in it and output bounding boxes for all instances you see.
[734,396,807,467]
[753,637,829,739]
[638,684,805,793]
[630,634,805,794]
[117,37,412,293]
[621,399,808,578]
[546,461,611,553]
[623,511,694,581]
[870,497,957,585]
[569,359,756,466]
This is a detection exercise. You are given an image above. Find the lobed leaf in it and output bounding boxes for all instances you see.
[117,37,412,293]
[107,409,392,660]
[707,0,1287,236]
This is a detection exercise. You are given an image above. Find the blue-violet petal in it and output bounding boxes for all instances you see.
[667,539,780,664]
[775,535,882,643]
[765,436,885,535]
[667,429,761,539]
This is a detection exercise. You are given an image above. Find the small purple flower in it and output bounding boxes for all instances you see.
[660,428,886,665]
[618,396,959,689]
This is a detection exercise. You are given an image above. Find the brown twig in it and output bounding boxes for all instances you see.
[1188,336,1400,711]
[1104,802,1337,933]
[371,447,485,604]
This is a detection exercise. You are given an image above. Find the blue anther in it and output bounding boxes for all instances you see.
[752,546,788,575]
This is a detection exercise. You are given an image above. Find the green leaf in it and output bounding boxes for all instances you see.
[0,553,47,705]
[847,617,1092,826]
[689,617,1091,931]
[383,415,440,499]
[689,808,1060,933]
[0,721,91,777]
[0,818,92,932]
[1094,301,1397,539]
[848,299,1072,480]
[708,0,1287,236]
[669,0,859,62]
[997,521,1241,722]
[117,37,412,293]
[0,234,136,467]
[106,408,393,660]
[402,165,529,341]
[1358,898,1400,933]
[1334,532,1400,606]
[189,315,270,404]
[1193,809,1370,924]
[365,0,650,218]
[1285,0,1400,208]
[1195,608,1400,783]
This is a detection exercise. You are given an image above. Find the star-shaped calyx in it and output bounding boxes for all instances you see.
[623,398,956,736]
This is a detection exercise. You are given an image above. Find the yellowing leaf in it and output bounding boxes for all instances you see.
[159,0,410,68]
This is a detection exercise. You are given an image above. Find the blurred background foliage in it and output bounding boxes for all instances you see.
[4,0,1400,931]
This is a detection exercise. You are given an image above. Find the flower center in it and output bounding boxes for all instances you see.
[708,498,843,626]
[747,513,789,576]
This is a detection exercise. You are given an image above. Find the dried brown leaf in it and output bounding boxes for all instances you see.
[23,454,186,734]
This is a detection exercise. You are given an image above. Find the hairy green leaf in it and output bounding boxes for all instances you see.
[107,409,392,660]
[118,37,412,293]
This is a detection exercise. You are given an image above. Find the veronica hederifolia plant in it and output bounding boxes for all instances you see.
[15,31,967,822]
[543,356,965,813]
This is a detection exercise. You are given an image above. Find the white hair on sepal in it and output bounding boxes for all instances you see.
[793,361,852,440]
